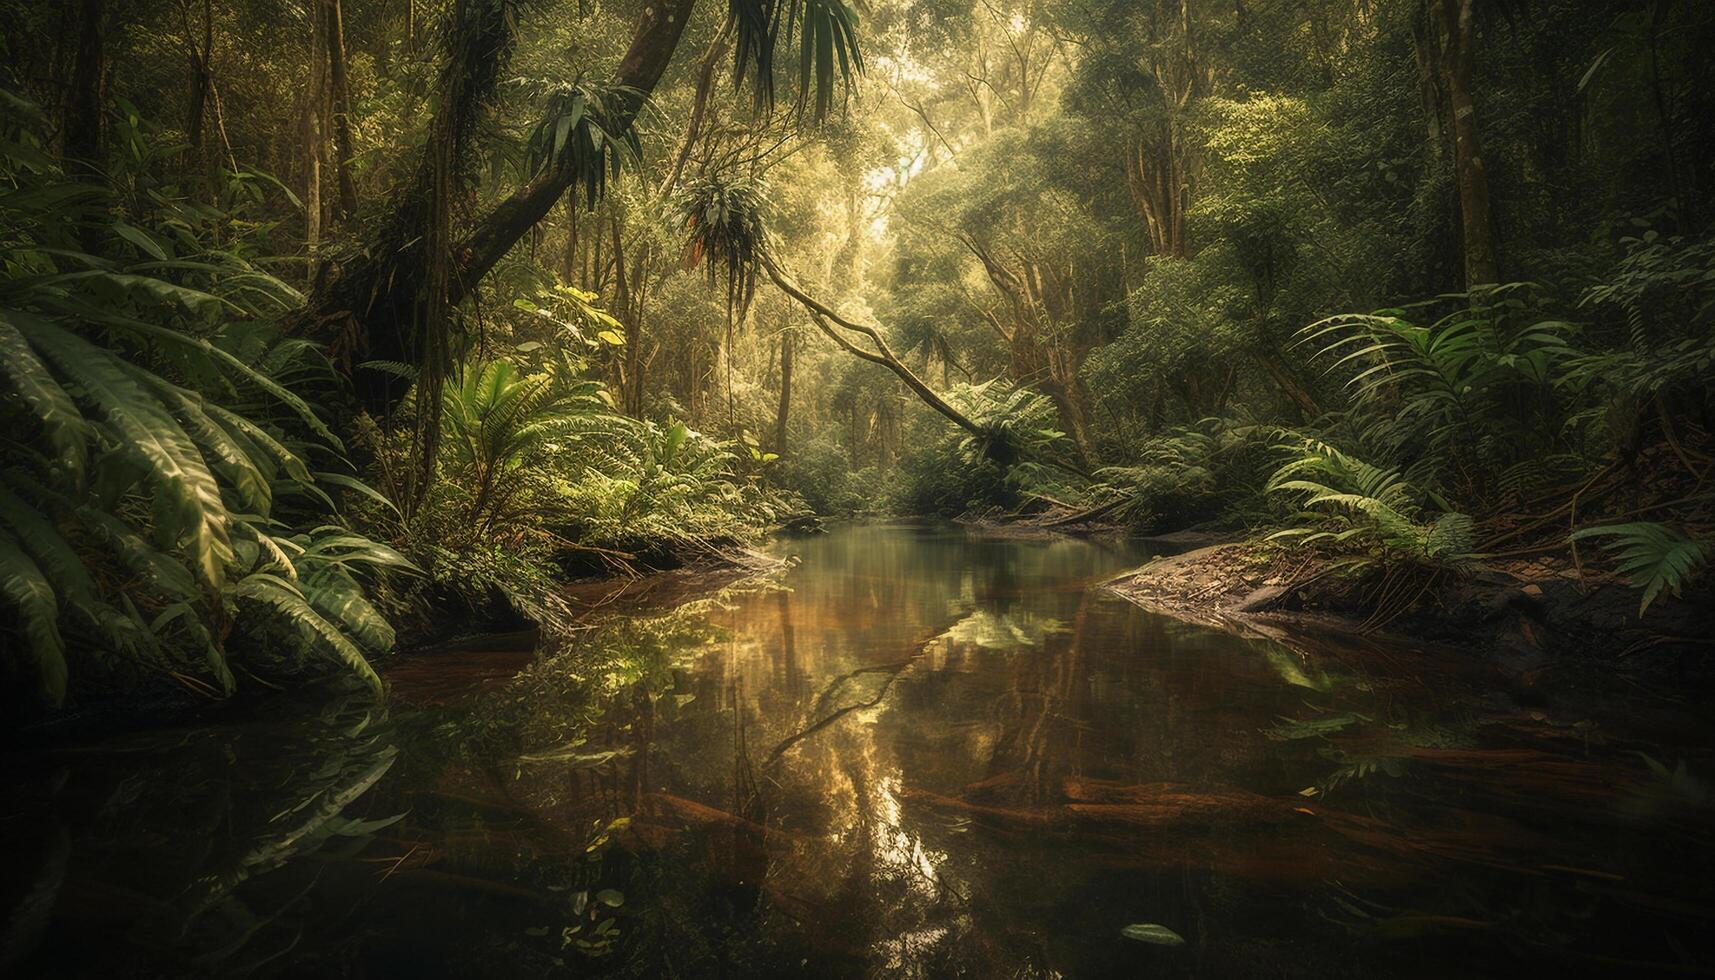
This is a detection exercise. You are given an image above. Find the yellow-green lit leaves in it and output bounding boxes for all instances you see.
[1121,923,1185,946]
[0,309,91,484]
[0,531,69,704]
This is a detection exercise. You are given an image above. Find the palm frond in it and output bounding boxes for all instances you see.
[1570,522,1708,616]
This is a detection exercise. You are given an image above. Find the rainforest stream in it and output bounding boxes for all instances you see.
[4,524,1714,977]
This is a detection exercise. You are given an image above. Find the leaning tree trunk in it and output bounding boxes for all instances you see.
[456,0,690,287]
[1255,348,1321,422]
[305,0,698,416]
[760,254,984,438]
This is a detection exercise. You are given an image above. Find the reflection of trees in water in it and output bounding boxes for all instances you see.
[653,593,1094,972]
[992,594,1090,804]
[3,688,399,974]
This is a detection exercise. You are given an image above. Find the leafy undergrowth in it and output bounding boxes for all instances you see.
[922,251,1715,640]
[349,319,804,640]
[1,103,414,713]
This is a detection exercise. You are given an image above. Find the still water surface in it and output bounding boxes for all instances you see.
[5,524,1713,976]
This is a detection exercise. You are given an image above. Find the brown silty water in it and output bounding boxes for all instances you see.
[3,524,1712,977]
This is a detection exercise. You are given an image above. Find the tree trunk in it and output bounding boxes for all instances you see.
[1255,349,1321,421]
[1123,0,1206,259]
[307,0,699,416]
[183,0,212,168]
[457,0,694,287]
[610,213,643,417]
[763,254,984,439]
[661,27,730,198]
[775,325,793,453]
[1427,0,1499,287]
[64,0,105,177]
[303,0,327,258]
[1042,378,1095,469]
[560,201,579,281]
[325,0,358,219]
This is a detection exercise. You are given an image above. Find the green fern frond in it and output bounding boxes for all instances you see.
[230,572,383,695]
[1570,522,1708,616]
[0,531,69,704]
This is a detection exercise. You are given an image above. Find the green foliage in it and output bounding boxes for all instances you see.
[1248,240,1715,608]
[1300,287,1580,499]
[1084,254,1255,431]
[364,336,794,622]
[951,381,1069,471]
[1570,522,1709,616]
[560,418,795,553]
[359,354,629,619]
[1561,235,1715,454]
[730,0,866,120]
[521,79,643,206]
[775,433,899,516]
[440,359,615,533]
[1266,439,1476,573]
[895,437,1009,518]
[1089,419,1278,531]
[674,171,771,319]
[890,381,1080,516]
[0,109,409,704]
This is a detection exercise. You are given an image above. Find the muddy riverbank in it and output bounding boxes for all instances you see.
[1105,540,1714,678]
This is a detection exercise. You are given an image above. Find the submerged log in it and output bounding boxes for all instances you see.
[1403,747,1641,805]
[638,792,804,850]
[904,776,1610,885]
[903,780,1312,831]
[898,788,1059,829]
[1062,777,1301,825]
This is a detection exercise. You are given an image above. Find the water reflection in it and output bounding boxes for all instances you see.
[5,524,1714,977]
[1,689,397,974]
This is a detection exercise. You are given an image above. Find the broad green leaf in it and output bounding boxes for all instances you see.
[0,309,90,478]
[1121,923,1185,946]
[0,532,68,704]
[17,315,233,592]
[111,221,168,260]
[230,572,383,695]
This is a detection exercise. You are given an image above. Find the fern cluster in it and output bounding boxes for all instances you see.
[1265,439,1476,573]
[1088,418,1280,531]
[1274,241,1715,607]
[0,112,412,704]
[361,343,797,620]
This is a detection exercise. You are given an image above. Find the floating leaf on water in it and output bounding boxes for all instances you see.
[517,746,631,767]
[1263,711,1369,741]
[1121,923,1185,946]
[328,811,407,836]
